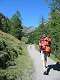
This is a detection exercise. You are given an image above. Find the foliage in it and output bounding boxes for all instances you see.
[0,30,32,80]
[50,0,60,11]
[28,17,46,44]
[28,1,60,60]
[0,11,23,40]
[10,11,23,40]
[0,13,11,33]
[0,30,22,69]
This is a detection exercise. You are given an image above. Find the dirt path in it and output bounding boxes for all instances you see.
[27,44,60,80]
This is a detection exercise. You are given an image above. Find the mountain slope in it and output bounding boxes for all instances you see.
[0,30,32,80]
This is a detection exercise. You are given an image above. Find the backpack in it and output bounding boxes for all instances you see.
[44,37,51,46]
[40,36,51,54]
[44,37,51,54]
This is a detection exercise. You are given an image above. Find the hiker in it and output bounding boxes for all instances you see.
[39,34,51,71]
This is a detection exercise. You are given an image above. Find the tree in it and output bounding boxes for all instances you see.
[10,11,23,40]
[28,17,46,44]
[0,13,11,33]
[45,0,60,59]
[45,0,60,10]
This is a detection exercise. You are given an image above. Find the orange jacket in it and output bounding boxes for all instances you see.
[39,36,51,53]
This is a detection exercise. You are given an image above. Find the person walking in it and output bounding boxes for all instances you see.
[39,34,51,73]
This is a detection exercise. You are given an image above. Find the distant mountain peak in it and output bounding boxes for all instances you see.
[22,25,35,34]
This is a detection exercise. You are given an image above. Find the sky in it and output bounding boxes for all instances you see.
[0,0,50,27]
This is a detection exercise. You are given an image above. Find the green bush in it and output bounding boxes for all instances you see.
[0,30,32,80]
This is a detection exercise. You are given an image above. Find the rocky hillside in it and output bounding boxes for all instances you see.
[22,26,35,35]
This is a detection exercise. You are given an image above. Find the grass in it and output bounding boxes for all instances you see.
[6,45,32,80]
[50,54,60,62]
[0,46,33,80]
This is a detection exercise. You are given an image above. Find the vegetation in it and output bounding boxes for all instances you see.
[28,0,60,60]
[0,11,23,40]
[0,10,33,80]
[0,0,60,79]
[0,30,32,80]
[10,11,23,40]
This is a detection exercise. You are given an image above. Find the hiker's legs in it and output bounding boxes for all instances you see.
[43,54,46,70]
[41,51,46,70]
[41,52,47,70]
[44,54,47,67]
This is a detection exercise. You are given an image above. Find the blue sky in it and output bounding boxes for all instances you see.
[0,0,50,27]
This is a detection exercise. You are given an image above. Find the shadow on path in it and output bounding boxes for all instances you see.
[44,62,60,75]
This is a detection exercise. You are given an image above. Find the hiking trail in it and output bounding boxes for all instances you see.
[27,44,60,80]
